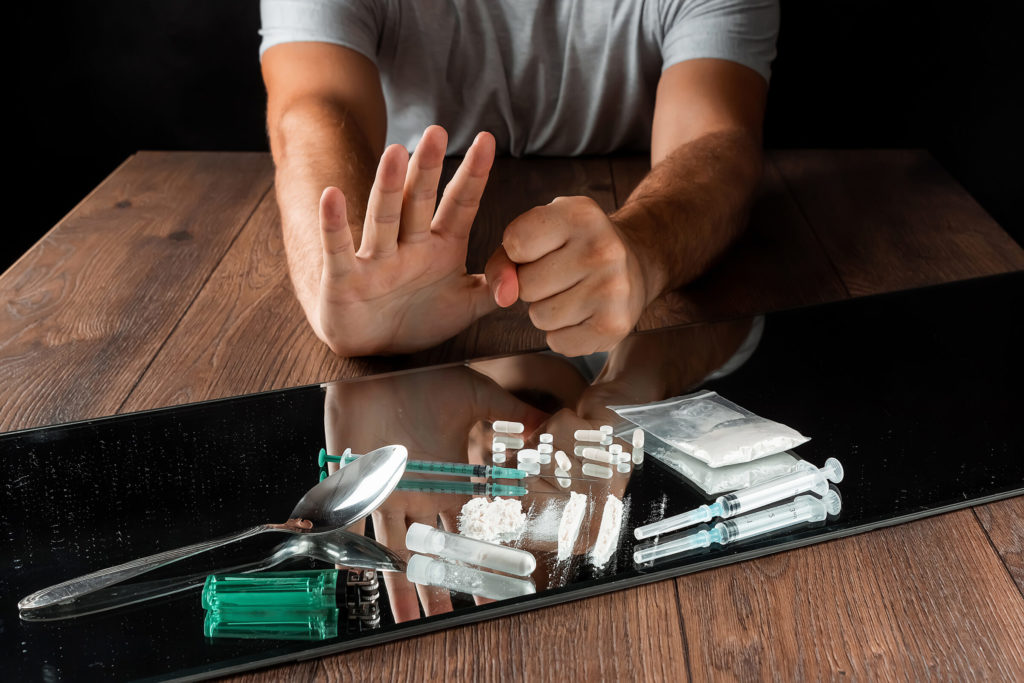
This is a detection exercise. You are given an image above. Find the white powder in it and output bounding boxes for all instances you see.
[590,494,624,568]
[557,492,587,561]
[458,497,526,543]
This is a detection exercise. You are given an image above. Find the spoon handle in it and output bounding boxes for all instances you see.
[18,525,271,612]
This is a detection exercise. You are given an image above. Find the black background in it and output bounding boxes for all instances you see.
[9,1,1021,270]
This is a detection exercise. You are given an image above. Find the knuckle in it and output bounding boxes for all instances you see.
[589,235,627,266]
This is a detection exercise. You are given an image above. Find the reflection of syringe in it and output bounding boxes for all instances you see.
[320,449,528,480]
[633,491,842,564]
[634,458,844,540]
[316,472,568,497]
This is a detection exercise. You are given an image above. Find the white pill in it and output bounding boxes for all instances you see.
[554,467,570,488]
[518,461,540,475]
[600,425,613,435]
[539,433,553,444]
[538,443,553,455]
[632,428,644,449]
[517,449,540,464]
[492,442,507,454]
[617,452,630,464]
[632,446,644,465]
[582,463,613,479]
[600,435,613,446]
[493,435,525,449]
[493,452,506,464]
[493,421,525,434]
[608,444,622,455]
[539,452,551,464]
[574,445,587,457]
[617,461,631,473]
[582,447,614,464]
[555,450,572,471]
[574,429,605,442]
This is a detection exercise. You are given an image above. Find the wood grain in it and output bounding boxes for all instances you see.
[0,151,273,430]
[771,149,1024,296]
[677,511,1024,680]
[975,496,1024,593]
[610,155,850,331]
[319,580,688,682]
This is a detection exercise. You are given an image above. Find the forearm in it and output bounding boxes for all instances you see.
[610,129,763,304]
[269,97,380,335]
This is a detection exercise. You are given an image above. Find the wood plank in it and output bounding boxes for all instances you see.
[975,496,1024,593]
[676,511,1024,679]
[319,580,688,681]
[0,151,273,430]
[220,660,321,683]
[772,149,1024,296]
[610,156,849,331]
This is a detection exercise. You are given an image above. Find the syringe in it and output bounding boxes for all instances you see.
[634,457,844,540]
[320,449,527,480]
[316,470,530,496]
[633,490,842,564]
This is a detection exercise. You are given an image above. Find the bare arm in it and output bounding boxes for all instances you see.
[262,42,386,339]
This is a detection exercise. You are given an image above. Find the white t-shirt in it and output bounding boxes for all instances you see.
[259,0,779,156]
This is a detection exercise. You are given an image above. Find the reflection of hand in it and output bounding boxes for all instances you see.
[315,126,497,356]
[485,196,648,356]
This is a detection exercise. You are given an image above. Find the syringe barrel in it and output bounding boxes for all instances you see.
[717,462,826,517]
[634,505,714,540]
[715,495,828,544]
[405,555,536,600]
[405,523,536,576]
[633,529,711,563]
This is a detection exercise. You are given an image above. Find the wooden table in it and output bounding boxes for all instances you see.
[2,150,1022,680]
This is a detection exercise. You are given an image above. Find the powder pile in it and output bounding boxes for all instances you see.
[590,494,624,568]
[458,497,526,543]
[557,492,587,561]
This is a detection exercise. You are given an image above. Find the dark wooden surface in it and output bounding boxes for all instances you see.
[1,150,1022,680]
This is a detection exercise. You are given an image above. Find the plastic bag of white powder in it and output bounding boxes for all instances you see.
[610,390,809,468]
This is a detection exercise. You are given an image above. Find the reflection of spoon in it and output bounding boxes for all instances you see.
[19,529,406,622]
[18,445,408,613]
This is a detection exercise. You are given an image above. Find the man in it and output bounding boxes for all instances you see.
[259,0,778,356]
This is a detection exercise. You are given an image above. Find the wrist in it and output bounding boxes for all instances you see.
[610,213,669,306]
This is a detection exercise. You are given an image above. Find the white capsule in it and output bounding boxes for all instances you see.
[600,435,613,446]
[582,463,613,479]
[493,452,506,464]
[574,429,605,442]
[518,461,540,475]
[493,435,525,449]
[582,447,614,464]
[600,425,613,435]
[632,446,644,465]
[555,450,572,471]
[617,452,630,464]
[632,428,644,449]
[493,420,525,434]
[537,443,553,454]
[608,443,622,455]
[492,442,507,454]
[554,467,570,488]
[539,433,553,444]
[517,449,540,464]
[617,461,631,474]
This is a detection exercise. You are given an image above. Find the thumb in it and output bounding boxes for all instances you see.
[484,245,520,308]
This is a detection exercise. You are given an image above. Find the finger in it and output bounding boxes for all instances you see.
[546,319,627,357]
[400,126,447,244]
[501,204,571,265]
[527,284,594,332]
[319,187,356,279]
[484,245,520,307]
[359,144,409,258]
[432,131,495,239]
[466,273,500,320]
[515,246,587,303]
[468,370,549,433]
[374,510,420,623]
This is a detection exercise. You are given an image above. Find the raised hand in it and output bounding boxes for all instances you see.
[315,126,497,356]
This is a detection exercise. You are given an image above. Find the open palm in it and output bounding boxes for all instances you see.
[317,126,496,355]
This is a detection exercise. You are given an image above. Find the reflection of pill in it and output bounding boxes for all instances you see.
[574,445,587,457]
[632,429,644,449]
[493,452,506,464]
[574,429,604,442]
[609,444,622,455]
[518,462,540,475]
[538,443,553,455]
[493,435,525,449]
[555,450,572,471]
[600,425,613,435]
[617,452,630,464]
[600,435,613,446]
[554,468,570,488]
[540,433,553,444]
[632,446,644,465]
[493,421,524,434]
[517,449,540,463]
[582,463,613,479]
[582,448,614,464]
[492,442,507,453]
[617,461,631,473]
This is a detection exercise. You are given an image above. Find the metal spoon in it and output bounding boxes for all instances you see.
[18,444,408,613]
[19,528,406,621]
